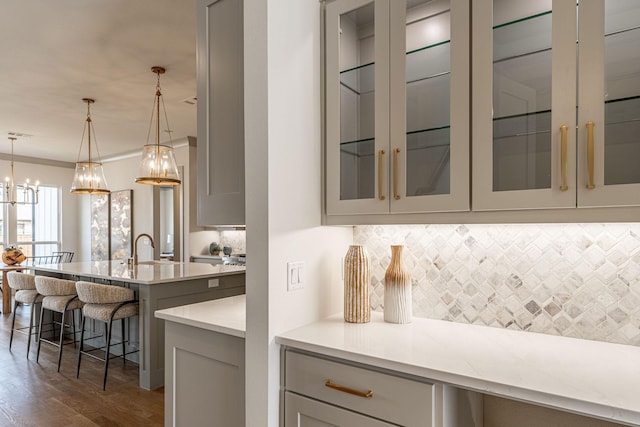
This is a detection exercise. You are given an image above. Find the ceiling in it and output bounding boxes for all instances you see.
[0,0,197,163]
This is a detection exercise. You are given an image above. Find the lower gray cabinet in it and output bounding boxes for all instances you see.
[285,392,395,427]
[282,349,483,427]
[283,349,436,426]
[164,321,245,426]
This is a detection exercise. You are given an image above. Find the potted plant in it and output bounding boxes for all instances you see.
[2,244,26,265]
[209,242,222,256]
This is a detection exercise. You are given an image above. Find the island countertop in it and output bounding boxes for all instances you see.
[32,260,245,285]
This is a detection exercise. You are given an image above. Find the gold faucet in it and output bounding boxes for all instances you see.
[133,233,155,265]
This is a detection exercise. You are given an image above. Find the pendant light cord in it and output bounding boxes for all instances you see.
[145,70,173,149]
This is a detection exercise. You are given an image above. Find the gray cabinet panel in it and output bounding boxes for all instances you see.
[196,0,245,226]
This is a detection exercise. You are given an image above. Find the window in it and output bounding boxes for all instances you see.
[1,185,61,256]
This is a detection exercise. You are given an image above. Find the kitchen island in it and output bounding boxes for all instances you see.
[34,260,245,390]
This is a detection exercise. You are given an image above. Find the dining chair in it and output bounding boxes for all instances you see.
[7,272,42,357]
[25,254,63,266]
[35,276,84,372]
[52,251,74,263]
[75,281,139,390]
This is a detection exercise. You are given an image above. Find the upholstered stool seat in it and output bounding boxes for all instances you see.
[35,276,84,372]
[75,281,139,390]
[7,272,42,357]
[42,295,84,313]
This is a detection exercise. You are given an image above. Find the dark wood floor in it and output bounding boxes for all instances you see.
[0,305,164,426]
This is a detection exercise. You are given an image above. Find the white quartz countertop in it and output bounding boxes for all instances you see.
[276,312,640,426]
[33,260,245,285]
[154,295,246,338]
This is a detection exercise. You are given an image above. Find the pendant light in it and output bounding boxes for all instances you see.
[1,136,39,205]
[135,66,181,186]
[70,98,109,194]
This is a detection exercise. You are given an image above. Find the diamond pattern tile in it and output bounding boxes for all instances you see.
[354,223,640,346]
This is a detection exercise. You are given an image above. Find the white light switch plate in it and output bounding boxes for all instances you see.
[287,261,305,291]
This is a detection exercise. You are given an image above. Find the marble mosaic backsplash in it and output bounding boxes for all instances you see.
[354,224,640,346]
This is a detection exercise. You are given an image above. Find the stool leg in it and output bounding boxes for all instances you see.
[72,311,77,347]
[26,301,36,358]
[57,311,66,372]
[121,318,126,366]
[103,319,113,390]
[77,316,86,379]
[36,304,46,363]
[9,300,19,351]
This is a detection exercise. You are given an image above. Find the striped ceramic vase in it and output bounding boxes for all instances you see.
[344,245,371,323]
[384,245,412,324]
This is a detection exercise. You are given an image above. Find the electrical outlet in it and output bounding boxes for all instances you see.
[287,261,305,291]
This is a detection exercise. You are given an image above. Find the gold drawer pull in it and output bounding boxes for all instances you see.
[586,121,595,189]
[393,148,400,200]
[325,379,373,398]
[560,125,568,191]
[378,149,386,200]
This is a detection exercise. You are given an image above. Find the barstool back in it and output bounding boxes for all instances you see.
[6,272,40,356]
[75,281,138,390]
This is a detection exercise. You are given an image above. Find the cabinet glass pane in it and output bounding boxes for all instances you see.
[492,4,552,192]
[405,2,451,197]
[603,0,640,185]
[339,3,376,201]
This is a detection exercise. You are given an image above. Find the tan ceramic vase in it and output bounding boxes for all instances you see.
[384,245,412,324]
[344,245,370,323]
[2,249,25,265]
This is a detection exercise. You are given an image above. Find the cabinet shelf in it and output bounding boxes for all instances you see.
[340,40,451,95]
[493,10,551,63]
[493,110,551,141]
[340,126,451,157]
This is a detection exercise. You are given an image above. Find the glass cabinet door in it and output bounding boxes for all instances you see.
[578,0,640,207]
[325,0,469,216]
[390,0,469,213]
[473,0,576,211]
[326,0,390,215]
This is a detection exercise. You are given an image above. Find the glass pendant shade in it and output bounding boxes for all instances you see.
[70,161,109,194]
[136,66,181,186]
[71,98,109,195]
[135,144,181,185]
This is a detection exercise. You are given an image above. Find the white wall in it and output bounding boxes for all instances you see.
[245,0,353,425]
[0,158,80,259]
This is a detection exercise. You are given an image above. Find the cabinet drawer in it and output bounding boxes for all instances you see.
[285,392,395,427]
[285,350,435,426]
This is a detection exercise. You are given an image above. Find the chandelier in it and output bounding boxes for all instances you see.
[2,136,39,205]
[135,66,181,186]
[70,98,109,195]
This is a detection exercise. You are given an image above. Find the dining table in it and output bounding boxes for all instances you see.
[1,264,24,313]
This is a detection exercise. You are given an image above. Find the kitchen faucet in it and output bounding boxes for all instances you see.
[133,233,155,265]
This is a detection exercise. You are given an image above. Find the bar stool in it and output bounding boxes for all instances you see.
[35,276,84,372]
[75,281,138,390]
[7,272,42,357]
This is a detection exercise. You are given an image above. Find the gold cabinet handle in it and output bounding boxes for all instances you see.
[393,148,400,200]
[586,121,595,189]
[560,125,568,191]
[377,150,385,200]
[325,379,373,398]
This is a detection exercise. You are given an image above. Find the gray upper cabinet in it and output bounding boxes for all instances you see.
[325,0,470,217]
[472,0,640,211]
[196,0,245,226]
